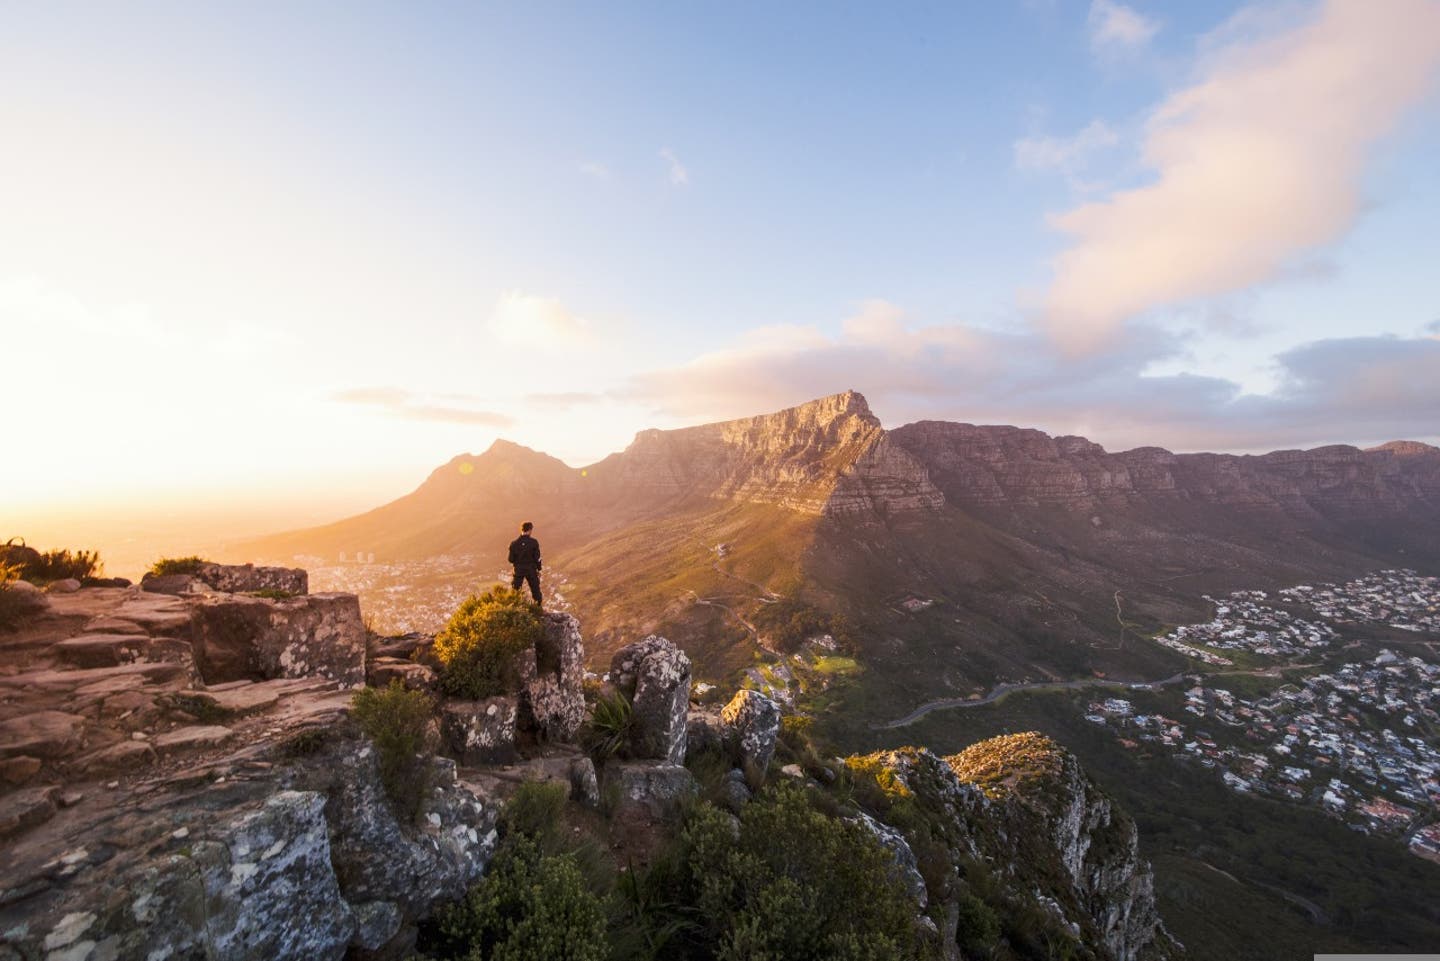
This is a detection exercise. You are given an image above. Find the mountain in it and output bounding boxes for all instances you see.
[240,392,1440,692]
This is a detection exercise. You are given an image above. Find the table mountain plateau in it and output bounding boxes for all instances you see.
[239,391,1440,700]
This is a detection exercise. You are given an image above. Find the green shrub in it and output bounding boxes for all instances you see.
[954,890,1001,957]
[434,587,543,699]
[673,781,918,960]
[148,555,210,577]
[351,680,437,821]
[582,689,635,761]
[499,780,568,845]
[431,836,608,961]
[247,588,296,600]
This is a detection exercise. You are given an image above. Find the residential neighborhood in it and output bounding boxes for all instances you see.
[1106,569,1440,859]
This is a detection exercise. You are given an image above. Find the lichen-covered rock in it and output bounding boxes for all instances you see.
[717,768,752,814]
[190,592,366,686]
[368,658,437,692]
[719,689,781,772]
[521,612,585,741]
[140,572,214,595]
[686,710,723,756]
[441,697,518,765]
[610,636,691,763]
[606,760,697,819]
[198,563,309,596]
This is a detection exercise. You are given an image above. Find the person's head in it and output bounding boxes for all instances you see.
[521,521,533,534]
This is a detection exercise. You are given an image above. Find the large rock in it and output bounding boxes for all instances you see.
[610,635,691,763]
[1,577,49,615]
[0,785,60,840]
[190,592,366,686]
[441,697,518,765]
[719,689,781,772]
[606,760,697,820]
[851,810,928,910]
[521,612,586,741]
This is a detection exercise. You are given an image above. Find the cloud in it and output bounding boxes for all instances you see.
[1087,0,1160,56]
[486,290,592,348]
[578,161,610,179]
[1045,0,1440,353]
[621,303,1440,452]
[331,387,513,427]
[1014,119,1119,189]
[660,147,689,186]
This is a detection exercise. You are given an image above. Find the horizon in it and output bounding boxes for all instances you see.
[5,0,1440,537]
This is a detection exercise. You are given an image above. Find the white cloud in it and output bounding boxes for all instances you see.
[660,147,689,186]
[1014,119,1120,189]
[330,386,513,427]
[1045,0,1440,353]
[1088,0,1160,56]
[578,161,609,179]
[486,290,592,348]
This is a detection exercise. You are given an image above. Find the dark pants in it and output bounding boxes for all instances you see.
[512,568,541,604]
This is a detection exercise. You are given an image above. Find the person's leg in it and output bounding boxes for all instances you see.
[525,570,542,605]
[511,571,524,592]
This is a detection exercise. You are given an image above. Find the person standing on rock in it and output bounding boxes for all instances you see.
[508,521,543,605]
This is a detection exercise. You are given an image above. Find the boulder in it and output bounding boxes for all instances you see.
[372,633,432,661]
[686,711,723,755]
[606,761,697,820]
[522,612,586,741]
[190,592,366,686]
[852,810,928,910]
[718,768,753,814]
[720,690,781,772]
[0,755,42,785]
[0,540,41,571]
[2,577,49,614]
[441,697,518,765]
[43,577,82,594]
[611,636,691,763]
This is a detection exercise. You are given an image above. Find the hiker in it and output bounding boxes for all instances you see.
[508,521,543,605]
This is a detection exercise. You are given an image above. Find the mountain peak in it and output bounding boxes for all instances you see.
[1367,440,1439,457]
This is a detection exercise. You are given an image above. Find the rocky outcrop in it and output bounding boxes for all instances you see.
[142,563,309,597]
[848,735,1181,961]
[610,636,691,763]
[719,689,780,772]
[521,612,586,741]
[190,592,366,687]
[891,421,1440,519]
[441,697,519,765]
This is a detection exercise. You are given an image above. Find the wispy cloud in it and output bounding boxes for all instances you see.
[1087,0,1160,57]
[578,161,610,180]
[331,387,513,427]
[1044,0,1440,353]
[525,391,604,411]
[660,147,689,186]
[1014,119,1119,189]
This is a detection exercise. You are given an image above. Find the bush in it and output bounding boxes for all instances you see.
[673,781,918,960]
[430,836,608,961]
[148,555,210,577]
[351,680,437,821]
[434,587,543,699]
[954,890,1001,957]
[1,542,102,584]
[499,780,568,846]
[582,689,635,761]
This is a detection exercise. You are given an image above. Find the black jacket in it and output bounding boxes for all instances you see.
[508,534,542,571]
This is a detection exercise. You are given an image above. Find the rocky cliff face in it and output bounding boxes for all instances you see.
[851,734,1181,961]
[891,421,1440,518]
[587,390,944,516]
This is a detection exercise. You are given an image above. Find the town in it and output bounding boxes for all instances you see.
[1097,569,1440,862]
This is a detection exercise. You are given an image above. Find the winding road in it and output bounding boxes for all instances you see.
[876,673,1190,729]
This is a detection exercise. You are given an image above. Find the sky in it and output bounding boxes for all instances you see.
[3,0,1440,536]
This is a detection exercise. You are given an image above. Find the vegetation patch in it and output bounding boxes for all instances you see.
[751,598,852,654]
[582,688,635,762]
[434,587,543,699]
[350,680,438,822]
[0,540,103,584]
[148,555,210,577]
[247,588,296,600]
[947,732,1064,800]
[0,563,29,632]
